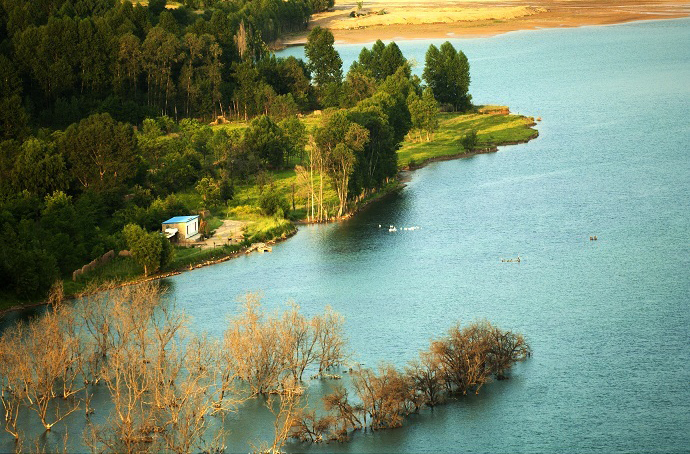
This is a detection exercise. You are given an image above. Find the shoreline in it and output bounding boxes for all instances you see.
[275,2,690,47]
[0,118,539,316]
[0,230,298,317]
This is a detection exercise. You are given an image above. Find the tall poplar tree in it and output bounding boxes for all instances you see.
[423,41,472,111]
[304,26,342,87]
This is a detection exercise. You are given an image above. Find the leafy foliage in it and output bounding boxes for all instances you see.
[423,42,472,111]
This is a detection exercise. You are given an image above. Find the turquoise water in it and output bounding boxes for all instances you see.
[3,18,690,452]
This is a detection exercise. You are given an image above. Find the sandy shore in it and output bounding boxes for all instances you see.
[278,0,690,45]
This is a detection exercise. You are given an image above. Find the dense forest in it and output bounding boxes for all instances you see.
[0,0,472,301]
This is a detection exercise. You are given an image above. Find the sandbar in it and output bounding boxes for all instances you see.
[277,0,690,45]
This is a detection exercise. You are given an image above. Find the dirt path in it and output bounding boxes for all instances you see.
[197,220,247,249]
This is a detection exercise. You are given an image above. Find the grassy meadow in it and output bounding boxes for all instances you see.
[398,111,538,168]
[215,109,538,222]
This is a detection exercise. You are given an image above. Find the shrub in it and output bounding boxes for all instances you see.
[461,129,478,152]
[259,189,290,218]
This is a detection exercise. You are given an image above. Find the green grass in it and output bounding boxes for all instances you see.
[231,168,339,221]
[398,112,538,168]
[168,244,243,270]
[0,291,41,312]
[212,120,251,133]
[243,217,296,243]
[207,216,224,232]
[211,111,322,135]
[221,111,537,220]
[61,256,143,297]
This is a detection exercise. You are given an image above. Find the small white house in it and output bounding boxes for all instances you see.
[162,215,200,241]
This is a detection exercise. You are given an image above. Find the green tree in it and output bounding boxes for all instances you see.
[148,0,167,17]
[343,69,377,107]
[423,41,472,111]
[142,26,181,114]
[274,56,313,111]
[114,33,143,97]
[259,188,290,218]
[314,110,369,216]
[231,60,261,120]
[351,40,408,82]
[243,115,288,170]
[408,87,440,142]
[347,99,397,193]
[62,113,137,191]
[195,176,221,208]
[308,0,334,13]
[123,223,163,276]
[12,138,69,196]
[460,129,478,152]
[304,26,342,88]
[0,56,29,140]
[279,116,307,167]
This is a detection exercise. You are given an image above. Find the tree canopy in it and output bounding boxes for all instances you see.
[305,26,343,87]
[423,42,472,111]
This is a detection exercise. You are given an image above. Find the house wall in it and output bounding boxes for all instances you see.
[162,219,199,239]
[186,219,199,237]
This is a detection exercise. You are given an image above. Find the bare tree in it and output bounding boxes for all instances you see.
[322,385,362,439]
[23,302,81,431]
[487,325,531,379]
[430,321,492,395]
[314,306,347,376]
[291,408,334,443]
[85,282,225,454]
[268,376,304,453]
[429,320,531,396]
[406,350,444,407]
[223,293,289,396]
[0,323,27,441]
[281,303,319,382]
[352,364,413,430]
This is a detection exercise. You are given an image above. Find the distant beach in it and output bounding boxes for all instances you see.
[277,0,690,45]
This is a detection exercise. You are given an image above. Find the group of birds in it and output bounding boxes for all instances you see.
[379,224,420,233]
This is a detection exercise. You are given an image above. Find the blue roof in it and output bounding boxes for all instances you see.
[162,215,199,224]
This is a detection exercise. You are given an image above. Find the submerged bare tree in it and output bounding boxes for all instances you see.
[352,364,415,430]
[223,293,289,396]
[430,320,530,395]
[84,282,231,454]
[0,282,529,451]
[292,320,531,443]
[314,305,347,375]
[224,294,348,396]
[406,350,444,407]
[0,284,81,435]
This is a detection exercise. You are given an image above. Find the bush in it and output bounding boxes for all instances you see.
[460,129,478,152]
[123,223,170,276]
[259,189,290,218]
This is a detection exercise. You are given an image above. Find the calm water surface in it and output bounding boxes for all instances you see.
[4,18,690,453]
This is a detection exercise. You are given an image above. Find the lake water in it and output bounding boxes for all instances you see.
[3,18,690,453]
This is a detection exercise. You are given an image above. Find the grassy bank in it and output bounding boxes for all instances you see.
[0,110,536,313]
[61,214,296,295]
[398,111,538,169]
[220,109,538,221]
